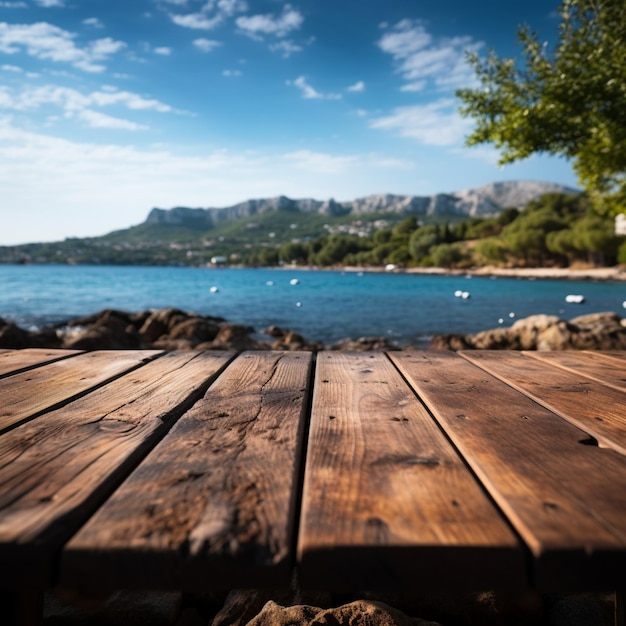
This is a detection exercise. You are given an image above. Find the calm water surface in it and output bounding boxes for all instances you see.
[2,265,625,347]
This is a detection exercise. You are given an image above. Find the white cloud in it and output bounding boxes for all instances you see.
[284,150,358,174]
[236,4,303,39]
[0,22,126,72]
[154,46,172,55]
[369,99,473,147]
[222,69,242,77]
[171,12,223,30]
[83,17,104,29]
[193,37,221,52]
[0,84,176,131]
[378,20,481,92]
[400,81,426,93]
[0,2,27,7]
[269,39,302,58]
[284,150,414,175]
[290,76,342,101]
[76,109,147,131]
[34,0,65,6]
[1,63,22,72]
[170,0,246,31]
[347,81,365,93]
[217,0,247,15]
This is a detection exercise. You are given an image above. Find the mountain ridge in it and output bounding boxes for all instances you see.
[146,180,578,228]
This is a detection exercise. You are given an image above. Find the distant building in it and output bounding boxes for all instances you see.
[616,214,626,236]
[210,255,227,265]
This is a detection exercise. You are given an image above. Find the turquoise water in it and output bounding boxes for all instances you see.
[1,265,625,347]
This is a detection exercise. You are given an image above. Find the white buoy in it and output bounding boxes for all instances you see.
[266,280,274,286]
[454,290,463,297]
[623,301,626,309]
[295,301,302,308]
[289,278,299,285]
[565,294,585,304]
[498,318,504,324]
[509,312,515,318]
[209,286,219,293]
[461,291,471,299]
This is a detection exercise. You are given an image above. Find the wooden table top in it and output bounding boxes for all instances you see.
[0,348,625,596]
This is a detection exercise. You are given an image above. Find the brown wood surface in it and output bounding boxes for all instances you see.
[524,350,626,393]
[61,351,312,593]
[390,350,626,591]
[0,349,82,379]
[0,350,162,434]
[0,351,233,589]
[298,351,524,592]
[460,350,626,454]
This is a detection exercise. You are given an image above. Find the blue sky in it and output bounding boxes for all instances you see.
[1,0,578,244]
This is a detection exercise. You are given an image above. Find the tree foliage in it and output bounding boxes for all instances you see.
[457,0,626,214]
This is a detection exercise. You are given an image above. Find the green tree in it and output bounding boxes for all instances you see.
[475,237,509,264]
[571,214,621,264]
[430,243,463,268]
[279,242,309,265]
[409,225,440,262]
[503,209,567,265]
[457,0,626,215]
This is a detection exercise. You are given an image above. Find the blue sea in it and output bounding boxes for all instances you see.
[1,265,625,348]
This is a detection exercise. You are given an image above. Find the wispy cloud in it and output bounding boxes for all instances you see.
[34,0,65,7]
[269,39,302,58]
[83,17,104,29]
[0,1,27,7]
[153,46,172,55]
[76,109,147,131]
[369,99,473,147]
[169,0,247,31]
[378,19,482,92]
[0,22,126,72]
[193,37,221,52]
[284,150,358,174]
[236,4,303,39]
[0,84,177,130]
[284,149,414,174]
[347,81,365,93]
[289,76,342,101]
[222,69,242,77]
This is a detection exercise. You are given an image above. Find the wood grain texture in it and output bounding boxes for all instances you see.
[0,350,162,434]
[460,350,626,454]
[0,351,233,588]
[390,351,626,591]
[0,349,82,379]
[523,350,626,393]
[61,351,312,593]
[298,352,524,592]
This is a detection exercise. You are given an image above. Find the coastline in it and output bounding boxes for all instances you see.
[338,264,626,281]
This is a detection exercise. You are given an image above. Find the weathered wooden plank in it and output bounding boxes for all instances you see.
[390,351,626,591]
[61,351,312,594]
[0,349,82,379]
[460,350,626,454]
[524,350,626,393]
[0,351,234,589]
[0,350,162,433]
[298,352,524,592]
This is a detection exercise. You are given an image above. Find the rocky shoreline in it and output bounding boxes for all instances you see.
[0,307,400,352]
[2,307,626,352]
